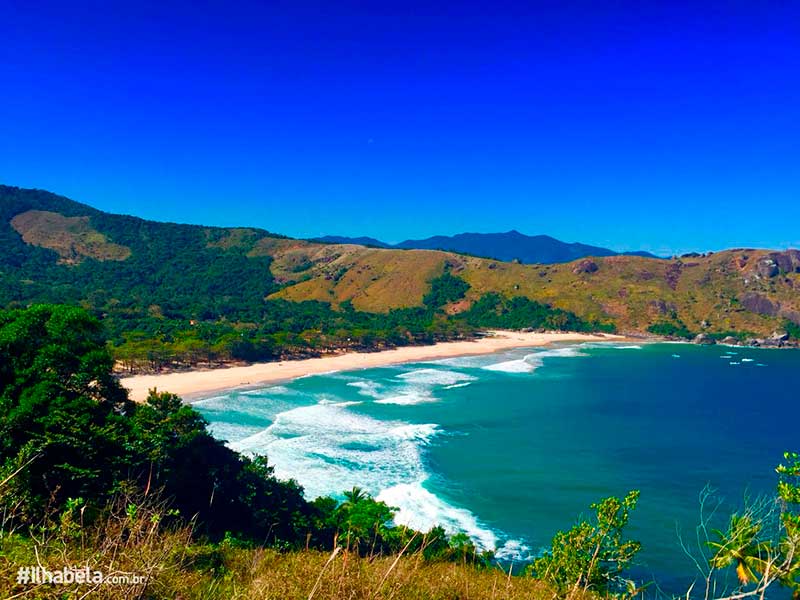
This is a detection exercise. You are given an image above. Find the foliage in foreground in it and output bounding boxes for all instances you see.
[0,504,551,600]
[4,303,800,599]
[0,304,488,558]
[679,452,800,600]
[528,490,642,597]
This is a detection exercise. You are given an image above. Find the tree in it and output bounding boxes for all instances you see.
[707,514,769,585]
[776,452,800,598]
[528,490,641,596]
[422,271,470,309]
[342,486,368,507]
[0,305,135,518]
[684,453,800,600]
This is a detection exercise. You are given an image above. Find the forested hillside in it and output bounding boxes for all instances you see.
[1,184,799,372]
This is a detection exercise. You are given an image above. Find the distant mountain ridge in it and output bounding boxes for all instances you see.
[312,231,658,264]
[313,235,391,248]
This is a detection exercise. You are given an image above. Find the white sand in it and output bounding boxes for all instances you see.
[120,330,626,402]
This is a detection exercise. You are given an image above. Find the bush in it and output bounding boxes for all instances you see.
[423,271,471,309]
[528,490,641,596]
[647,320,693,339]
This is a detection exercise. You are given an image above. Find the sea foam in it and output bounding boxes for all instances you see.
[345,368,476,405]
[223,392,524,558]
[229,400,438,501]
[483,354,543,373]
[483,346,586,373]
[378,481,498,550]
[396,368,476,386]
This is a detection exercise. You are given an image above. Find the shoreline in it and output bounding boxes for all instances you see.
[120,330,630,402]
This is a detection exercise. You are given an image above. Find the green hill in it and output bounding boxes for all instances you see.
[1,184,799,370]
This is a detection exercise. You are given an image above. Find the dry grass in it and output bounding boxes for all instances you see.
[269,247,450,311]
[0,485,557,600]
[202,548,552,600]
[10,210,131,264]
[267,244,798,336]
[1,535,555,600]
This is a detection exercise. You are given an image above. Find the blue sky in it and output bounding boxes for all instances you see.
[1,1,798,254]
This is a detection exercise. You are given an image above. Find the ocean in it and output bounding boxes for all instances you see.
[195,342,800,592]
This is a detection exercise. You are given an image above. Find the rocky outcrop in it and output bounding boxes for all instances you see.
[647,299,677,317]
[573,259,598,274]
[738,292,800,325]
[693,333,714,345]
[753,251,800,278]
[756,256,780,278]
[664,262,683,290]
[739,292,779,317]
[747,331,790,347]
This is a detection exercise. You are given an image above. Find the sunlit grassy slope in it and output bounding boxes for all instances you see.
[266,238,799,335]
[3,184,798,337]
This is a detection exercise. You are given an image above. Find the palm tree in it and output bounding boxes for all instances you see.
[708,514,770,586]
[342,486,368,507]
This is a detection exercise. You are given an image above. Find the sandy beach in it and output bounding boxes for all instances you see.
[120,330,627,402]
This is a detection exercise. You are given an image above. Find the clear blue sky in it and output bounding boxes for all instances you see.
[1,1,798,254]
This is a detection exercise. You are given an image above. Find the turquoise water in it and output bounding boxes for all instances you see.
[195,342,800,591]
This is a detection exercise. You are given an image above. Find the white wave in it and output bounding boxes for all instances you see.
[540,346,586,358]
[374,390,436,405]
[483,346,587,374]
[295,369,341,379]
[347,368,476,405]
[318,399,363,407]
[229,402,439,501]
[377,481,498,551]
[377,480,530,559]
[729,361,741,365]
[396,368,476,386]
[581,342,641,350]
[347,380,383,398]
[206,421,264,444]
[389,423,439,443]
[494,538,533,562]
[741,358,754,363]
[672,354,681,358]
[444,382,472,389]
[212,390,527,559]
[191,394,229,406]
[434,355,497,368]
[483,353,543,373]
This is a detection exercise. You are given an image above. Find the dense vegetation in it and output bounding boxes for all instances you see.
[4,185,800,365]
[460,293,616,332]
[647,319,695,339]
[422,270,471,308]
[2,304,799,599]
[107,284,608,372]
[0,304,489,559]
[1,186,614,372]
[786,319,800,341]
[0,186,608,369]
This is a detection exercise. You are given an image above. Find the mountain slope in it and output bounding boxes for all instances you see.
[395,230,620,262]
[312,230,658,263]
[0,185,281,318]
[270,244,800,335]
[2,184,799,340]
